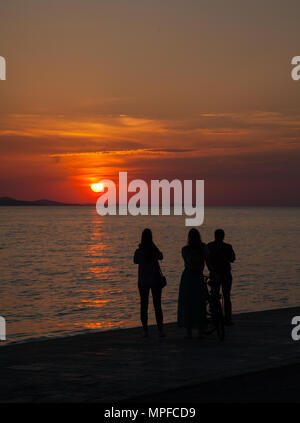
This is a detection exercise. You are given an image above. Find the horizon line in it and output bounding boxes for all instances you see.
[0,196,299,208]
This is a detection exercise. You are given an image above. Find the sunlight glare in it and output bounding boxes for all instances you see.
[91,182,104,192]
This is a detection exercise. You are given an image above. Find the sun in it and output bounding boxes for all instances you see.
[90,182,104,192]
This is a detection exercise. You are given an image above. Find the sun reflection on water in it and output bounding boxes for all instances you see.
[2,207,299,344]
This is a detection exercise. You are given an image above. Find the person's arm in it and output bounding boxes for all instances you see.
[204,244,212,272]
[229,246,236,263]
[133,248,140,264]
[154,245,163,260]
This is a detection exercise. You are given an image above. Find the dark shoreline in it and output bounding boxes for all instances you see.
[126,362,300,403]
[0,307,299,402]
[1,304,298,349]
[0,196,92,206]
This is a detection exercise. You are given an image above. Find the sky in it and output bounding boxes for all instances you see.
[0,0,300,205]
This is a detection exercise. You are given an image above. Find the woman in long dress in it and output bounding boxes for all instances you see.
[177,228,209,338]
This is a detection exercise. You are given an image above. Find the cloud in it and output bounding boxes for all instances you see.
[0,111,299,204]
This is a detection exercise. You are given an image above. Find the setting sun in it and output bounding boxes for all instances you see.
[91,182,104,192]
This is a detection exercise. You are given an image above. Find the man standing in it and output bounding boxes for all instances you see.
[208,229,236,325]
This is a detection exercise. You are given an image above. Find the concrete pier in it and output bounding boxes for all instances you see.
[0,307,299,402]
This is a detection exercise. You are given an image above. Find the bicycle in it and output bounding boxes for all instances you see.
[204,275,225,342]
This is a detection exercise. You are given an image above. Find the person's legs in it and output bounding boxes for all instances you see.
[151,286,164,333]
[210,280,221,306]
[138,285,150,334]
[221,273,232,323]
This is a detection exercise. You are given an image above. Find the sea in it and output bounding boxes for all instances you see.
[0,206,299,344]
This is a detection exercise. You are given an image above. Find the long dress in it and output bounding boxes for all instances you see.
[177,244,209,329]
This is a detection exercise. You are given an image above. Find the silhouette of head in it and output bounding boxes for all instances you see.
[141,228,152,246]
[215,228,225,241]
[188,228,202,249]
[141,228,155,260]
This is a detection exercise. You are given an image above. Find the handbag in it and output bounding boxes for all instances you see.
[157,265,167,288]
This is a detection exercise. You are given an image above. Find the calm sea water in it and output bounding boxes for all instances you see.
[0,206,299,344]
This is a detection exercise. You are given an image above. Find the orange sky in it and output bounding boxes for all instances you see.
[1,0,300,205]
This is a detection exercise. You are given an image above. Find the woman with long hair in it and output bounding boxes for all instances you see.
[134,228,165,337]
[177,228,209,338]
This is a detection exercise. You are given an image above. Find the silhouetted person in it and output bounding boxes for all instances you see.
[134,228,165,337]
[208,229,236,325]
[177,228,209,338]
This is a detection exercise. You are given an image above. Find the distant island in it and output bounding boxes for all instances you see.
[0,197,92,206]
